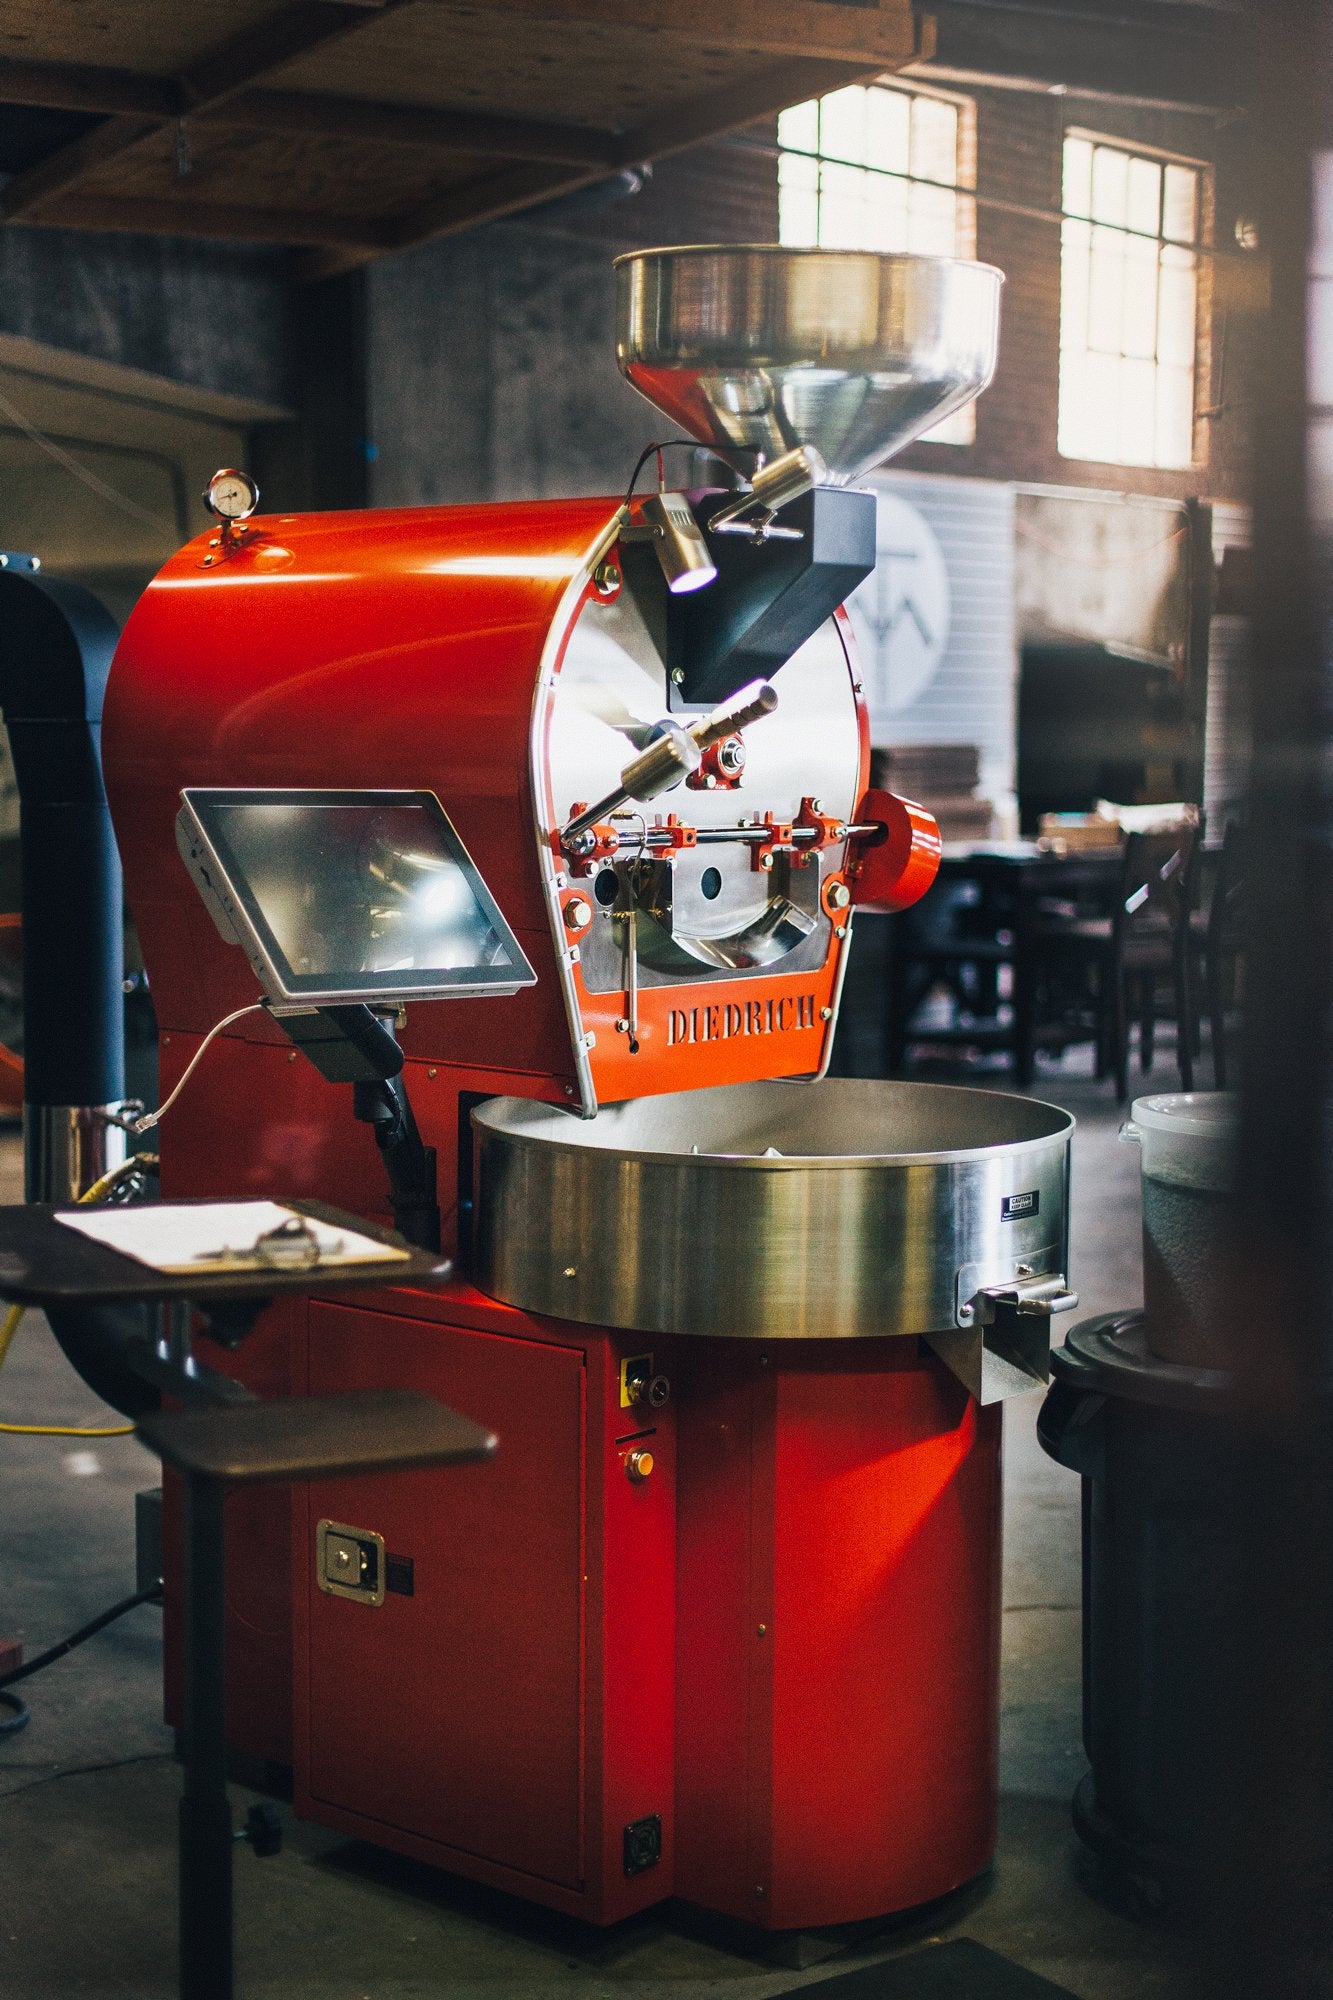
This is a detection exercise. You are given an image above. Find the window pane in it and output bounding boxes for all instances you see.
[819,160,869,247]
[1087,226,1126,354]
[1309,270,1333,408]
[1064,136,1093,219]
[866,87,910,176]
[778,151,819,247]
[819,86,868,166]
[1059,348,1121,461]
[1060,219,1092,352]
[1057,351,1087,458]
[923,401,975,446]
[1121,355,1158,464]
[907,179,956,256]
[1158,245,1197,367]
[1127,155,1162,236]
[1154,364,1195,467]
[911,94,958,186]
[865,172,909,251]
[1122,231,1160,358]
[778,100,819,156]
[1163,163,1198,244]
[1091,144,1128,226]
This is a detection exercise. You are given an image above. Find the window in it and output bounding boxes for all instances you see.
[777,82,977,444]
[1059,133,1204,468]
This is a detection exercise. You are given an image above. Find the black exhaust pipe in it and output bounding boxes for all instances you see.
[0,553,157,1416]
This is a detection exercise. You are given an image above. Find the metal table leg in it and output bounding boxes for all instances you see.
[178,1470,233,2000]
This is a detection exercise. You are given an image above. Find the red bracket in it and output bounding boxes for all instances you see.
[750,812,795,873]
[652,812,698,851]
[791,795,848,867]
[686,736,747,791]
[564,806,621,876]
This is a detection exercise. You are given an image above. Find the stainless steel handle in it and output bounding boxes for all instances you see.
[560,685,778,857]
[688,680,778,753]
[973,1275,1079,1322]
[563,722,701,853]
[928,1271,1078,1405]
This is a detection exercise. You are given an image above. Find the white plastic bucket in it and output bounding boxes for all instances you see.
[1120,1093,1238,1366]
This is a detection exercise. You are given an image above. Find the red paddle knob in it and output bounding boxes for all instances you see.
[847,788,942,913]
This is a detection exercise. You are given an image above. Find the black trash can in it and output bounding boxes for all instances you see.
[1038,1310,1238,1912]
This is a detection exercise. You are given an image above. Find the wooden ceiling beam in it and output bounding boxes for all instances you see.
[0,0,407,221]
[175,0,402,113]
[0,57,622,167]
[25,192,391,250]
[0,116,167,220]
[615,52,924,166]
[299,41,924,281]
[220,90,622,166]
[0,58,178,119]
[418,0,926,65]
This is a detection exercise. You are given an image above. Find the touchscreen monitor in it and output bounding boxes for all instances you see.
[177,788,536,1005]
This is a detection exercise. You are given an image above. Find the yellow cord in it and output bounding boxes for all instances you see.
[0,1420,133,1436]
[0,1157,157,1439]
[0,1300,22,1370]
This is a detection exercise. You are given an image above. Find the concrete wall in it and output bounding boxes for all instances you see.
[0,225,295,411]
[367,143,778,507]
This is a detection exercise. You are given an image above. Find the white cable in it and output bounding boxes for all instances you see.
[132,1002,267,1133]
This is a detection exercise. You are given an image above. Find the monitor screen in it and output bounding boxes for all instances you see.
[178,789,536,1005]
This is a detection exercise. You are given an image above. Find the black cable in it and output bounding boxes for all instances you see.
[0,1750,171,1799]
[621,437,751,515]
[0,1582,163,1696]
[0,1692,27,1735]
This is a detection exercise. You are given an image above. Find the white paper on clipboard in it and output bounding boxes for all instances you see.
[54,1201,411,1276]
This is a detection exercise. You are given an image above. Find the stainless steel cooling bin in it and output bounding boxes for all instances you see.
[474,1081,1076,1401]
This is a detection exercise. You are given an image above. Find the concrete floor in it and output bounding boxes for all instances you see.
[0,1058,1205,1999]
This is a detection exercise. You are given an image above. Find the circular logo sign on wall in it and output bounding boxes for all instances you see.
[846,490,951,721]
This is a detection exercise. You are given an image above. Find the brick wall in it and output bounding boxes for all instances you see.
[890,84,1253,504]
[369,81,1254,510]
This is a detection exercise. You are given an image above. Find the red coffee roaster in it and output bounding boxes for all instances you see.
[101,247,1077,1931]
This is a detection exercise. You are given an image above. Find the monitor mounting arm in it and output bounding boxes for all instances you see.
[273,1005,440,1254]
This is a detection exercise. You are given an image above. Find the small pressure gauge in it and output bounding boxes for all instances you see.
[204,467,260,523]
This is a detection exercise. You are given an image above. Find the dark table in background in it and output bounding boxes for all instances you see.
[833,841,1124,1085]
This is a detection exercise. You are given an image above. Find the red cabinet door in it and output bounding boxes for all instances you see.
[301,1304,586,1890]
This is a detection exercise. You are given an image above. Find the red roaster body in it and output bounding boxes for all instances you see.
[104,499,999,1932]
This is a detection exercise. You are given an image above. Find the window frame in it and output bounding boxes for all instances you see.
[1057,126,1214,471]
[776,78,978,446]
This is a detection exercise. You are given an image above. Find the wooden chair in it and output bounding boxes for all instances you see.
[1031,826,1198,1101]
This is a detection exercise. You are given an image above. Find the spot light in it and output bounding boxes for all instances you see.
[638,491,718,594]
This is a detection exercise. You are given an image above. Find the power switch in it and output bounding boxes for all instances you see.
[316,1519,386,1605]
[620,1353,670,1410]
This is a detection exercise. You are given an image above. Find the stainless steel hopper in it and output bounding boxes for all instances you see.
[614,245,1003,484]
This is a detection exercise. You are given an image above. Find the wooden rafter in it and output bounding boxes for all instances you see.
[0,58,178,119]
[299,44,926,280]
[0,0,930,261]
[33,192,391,249]
[0,0,407,221]
[221,92,621,166]
[411,0,927,64]
[0,58,623,166]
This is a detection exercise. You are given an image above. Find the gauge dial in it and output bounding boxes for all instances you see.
[204,468,260,522]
